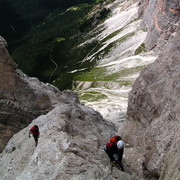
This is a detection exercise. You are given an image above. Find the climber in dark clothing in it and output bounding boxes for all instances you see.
[29,125,40,146]
[104,136,124,171]
[113,140,124,171]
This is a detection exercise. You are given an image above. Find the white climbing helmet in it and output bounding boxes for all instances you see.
[117,140,124,149]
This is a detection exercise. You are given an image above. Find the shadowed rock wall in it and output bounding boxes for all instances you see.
[138,0,179,52]
[122,1,180,179]
[0,36,72,152]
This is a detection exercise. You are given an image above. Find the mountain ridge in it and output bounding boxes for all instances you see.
[0,0,179,179]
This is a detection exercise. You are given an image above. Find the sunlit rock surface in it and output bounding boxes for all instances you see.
[0,100,144,180]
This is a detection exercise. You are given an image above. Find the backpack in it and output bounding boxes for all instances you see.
[110,136,122,143]
[106,142,113,150]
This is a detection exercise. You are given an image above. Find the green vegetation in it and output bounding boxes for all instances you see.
[0,0,140,91]
[95,0,103,3]
[75,65,145,83]
[55,37,65,42]
[118,80,132,86]
[78,91,107,101]
[88,31,135,60]
[82,27,126,59]
[67,3,91,11]
[0,0,113,90]
[75,66,107,81]
[101,27,125,43]
[67,6,79,11]
[134,43,146,55]
[79,7,110,32]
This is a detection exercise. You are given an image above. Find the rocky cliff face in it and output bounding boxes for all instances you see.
[122,1,180,179]
[0,36,79,152]
[0,97,122,180]
[0,0,179,179]
[0,37,143,180]
[0,101,146,180]
[138,0,179,52]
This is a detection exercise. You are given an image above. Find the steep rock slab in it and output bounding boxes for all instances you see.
[138,0,180,52]
[0,36,77,152]
[0,102,141,180]
[123,25,180,179]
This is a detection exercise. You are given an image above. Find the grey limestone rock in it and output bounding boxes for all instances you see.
[0,90,141,180]
[0,36,7,49]
[122,17,180,180]
[0,35,77,152]
[138,0,180,52]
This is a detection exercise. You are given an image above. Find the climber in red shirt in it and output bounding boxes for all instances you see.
[104,136,124,171]
[29,125,40,146]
